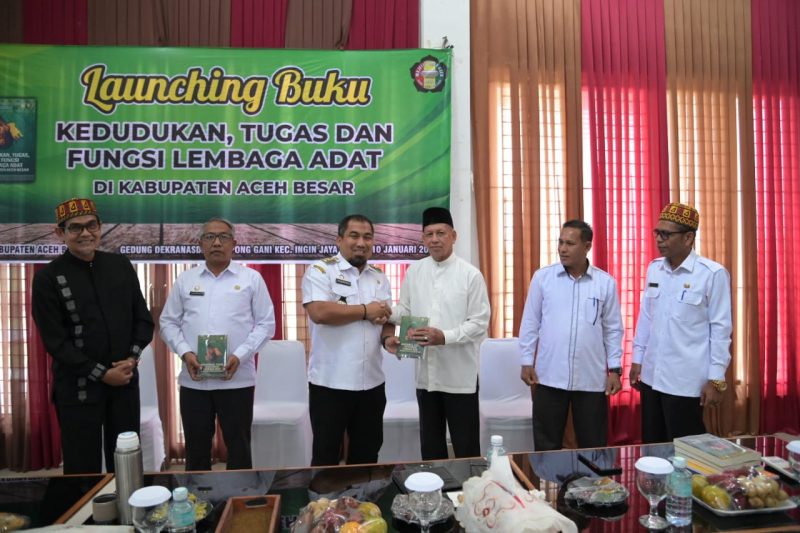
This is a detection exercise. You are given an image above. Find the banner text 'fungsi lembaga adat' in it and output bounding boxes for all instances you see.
[0,45,451,261]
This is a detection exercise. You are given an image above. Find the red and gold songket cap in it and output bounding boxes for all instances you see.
[55,198,98,225]
[659,202,699,230]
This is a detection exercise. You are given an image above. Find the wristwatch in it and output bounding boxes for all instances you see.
[608,367,622,376]
[709,379,728,392]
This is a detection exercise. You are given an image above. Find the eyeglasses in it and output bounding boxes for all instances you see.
[200,232,233,243]
[653,229,690,240]
[64,220,100,234]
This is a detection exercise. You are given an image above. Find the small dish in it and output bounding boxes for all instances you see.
[693,495,797,516]
[564,476,629,507]
[391,493,454,525]
[193,499,214,522]
[0,512,29,532]
[763,456,800,482]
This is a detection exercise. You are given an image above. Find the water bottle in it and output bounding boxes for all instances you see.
[666,456,693,526]
[114,431,144,525]
[486,435,506,467]
[168,487,196,533]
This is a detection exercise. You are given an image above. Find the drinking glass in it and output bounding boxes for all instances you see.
[634,456,673,530]
[129,486,171,533]
[405,472,444,533]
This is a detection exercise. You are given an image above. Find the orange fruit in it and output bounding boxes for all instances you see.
[339,521,361,533]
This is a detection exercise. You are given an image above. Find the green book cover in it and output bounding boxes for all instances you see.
[0,97,36,183]
[197,334,228,378]
[397,315,429,359]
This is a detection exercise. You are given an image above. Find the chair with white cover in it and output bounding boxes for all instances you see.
[138,344,166,471]
[378,349,421,463]
[478,337,534,454]
[251,340,312,468]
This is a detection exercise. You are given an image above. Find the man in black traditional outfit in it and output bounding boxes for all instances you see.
[32,198,154,474]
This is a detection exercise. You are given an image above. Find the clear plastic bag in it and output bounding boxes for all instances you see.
[564,476,629,507]
[290,496,387,533]
[693,468,790,511]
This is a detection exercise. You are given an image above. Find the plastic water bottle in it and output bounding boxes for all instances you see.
[666,456,693,526]
[486,435,506,466]
[168,487,196,533]
[113,431,144,525]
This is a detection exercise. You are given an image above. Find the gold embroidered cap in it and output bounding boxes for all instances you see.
[55,198,98,225]
[659,202,699,230]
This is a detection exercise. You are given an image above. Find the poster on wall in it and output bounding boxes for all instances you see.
[0,45,451,262]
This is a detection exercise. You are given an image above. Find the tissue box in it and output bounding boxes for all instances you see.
[215,495,281,533]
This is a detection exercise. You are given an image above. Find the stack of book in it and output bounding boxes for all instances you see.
[674,433,761,474]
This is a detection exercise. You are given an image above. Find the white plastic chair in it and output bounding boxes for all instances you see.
[378,350,421,463]
[251,340,313,468]
[478,338,534,454]
[138,344,166,471]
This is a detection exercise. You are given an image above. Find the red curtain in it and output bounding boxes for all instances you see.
[346,0,419,49]
[27,266,62,470]
[20,0,89,470]
[230,0,421,50]
[582,0,670,444]
[247,264,284,341]
[230,0,288,48]
[752,0,800,435]
[22,0,87,44]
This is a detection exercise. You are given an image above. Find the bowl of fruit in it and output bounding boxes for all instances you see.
[186,491,213,523]
[291,496,387,533]
[691,469,795,516]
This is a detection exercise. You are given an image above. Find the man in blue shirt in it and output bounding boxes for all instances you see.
[519,220,624,450]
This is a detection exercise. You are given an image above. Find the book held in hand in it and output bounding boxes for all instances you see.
[197,334,228,378]
[397,316,429,359]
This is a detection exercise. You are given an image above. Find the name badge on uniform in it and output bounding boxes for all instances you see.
[335,276,351,287]
[648,282,659,287]
[190,285,205,296]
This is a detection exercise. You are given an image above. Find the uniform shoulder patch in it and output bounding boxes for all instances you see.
[322,256,339,265]
[696,256,724,273]
[312,265,326,274]
[369,265,383,273]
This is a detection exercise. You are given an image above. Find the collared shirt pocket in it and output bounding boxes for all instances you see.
[583,297,604,325]
[332,283,357,304]
[226,283,253,313]
[644,285,660,315]
[673,290,705,322]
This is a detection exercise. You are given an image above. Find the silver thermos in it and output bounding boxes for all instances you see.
[114,431,144,525]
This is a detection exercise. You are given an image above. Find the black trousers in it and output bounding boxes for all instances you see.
[179,386,254,471]
[532,384,608,451]
[416,388,480,460]
[639,382,706,443]
[309,382,386,466]
[56,385,140,475]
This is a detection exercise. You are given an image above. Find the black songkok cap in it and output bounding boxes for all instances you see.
[422,207,454,228]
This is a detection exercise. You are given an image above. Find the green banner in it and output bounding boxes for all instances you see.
[0,45,451,261]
